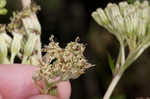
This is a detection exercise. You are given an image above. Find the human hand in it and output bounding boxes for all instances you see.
[0,64,71,99]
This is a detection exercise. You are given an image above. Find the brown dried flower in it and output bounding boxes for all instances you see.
[33,35,93,95]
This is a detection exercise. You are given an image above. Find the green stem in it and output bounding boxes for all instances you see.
[103,72,123,99]
[120,43,125,66]
[114,42,125,75]
[103,41,150,99]
[103,37,150,99]
[121,44,149,73]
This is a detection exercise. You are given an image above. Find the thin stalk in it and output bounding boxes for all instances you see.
[121,42,150,72]
[103,41,150,99]
[114,42,125,75]
[103,49,141,99]
[103,51,124,99]
[120,43,125,66]
[115,47,121,71]
[103,71,122,99]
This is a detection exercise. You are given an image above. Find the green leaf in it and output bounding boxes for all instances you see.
[127,0,135,4]
[107,53,115,74]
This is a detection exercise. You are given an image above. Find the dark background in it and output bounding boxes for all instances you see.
[2,0,150,99]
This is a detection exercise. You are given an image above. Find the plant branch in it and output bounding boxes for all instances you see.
[103,40,150,99]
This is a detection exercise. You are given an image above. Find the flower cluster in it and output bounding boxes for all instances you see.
[92,1,150,98]
[33,36,93,95]
[0,2,41,64]
[92,1,150,51]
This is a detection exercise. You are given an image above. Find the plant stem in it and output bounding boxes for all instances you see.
[103,41,150,99]
[103,42,125,99]
[103,72,122,99]
[114,42,125,74]
[120,43,125,66]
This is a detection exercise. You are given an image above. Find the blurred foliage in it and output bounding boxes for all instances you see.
[127,0,136,3]
[128,0,150,3]
[111,94,126,99]
[0,0,7,15]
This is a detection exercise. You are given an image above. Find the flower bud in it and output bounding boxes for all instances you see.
[105,3,121,20]
[96,8,110,25]
[92,12,103,26]
[22,33,37,63]
[137,19,146,37]
[139,2,150,23]
[10,32,23,63]
[111,15,125,34]
[119,1,129,16]
[124,12,139,35]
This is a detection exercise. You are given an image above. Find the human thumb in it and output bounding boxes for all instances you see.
[28,95,58,99]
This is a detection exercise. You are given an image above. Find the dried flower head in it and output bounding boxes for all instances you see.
[33,36,93,95]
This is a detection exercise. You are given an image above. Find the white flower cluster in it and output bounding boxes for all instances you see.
[0,3,41,64]
[92,1,150,51]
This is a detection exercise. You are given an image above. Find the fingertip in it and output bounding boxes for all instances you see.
[0,94,2,99]
[57,81,71,99]
[28,95,58,99]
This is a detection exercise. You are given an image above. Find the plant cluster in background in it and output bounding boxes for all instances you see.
[0,0,7,15]
[0,2,41,65]
[0,0,93,96]
[92,0,150,99]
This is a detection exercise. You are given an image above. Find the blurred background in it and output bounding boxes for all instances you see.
[1,0,150,99]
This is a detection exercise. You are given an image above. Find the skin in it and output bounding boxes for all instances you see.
[0,64,71,99]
